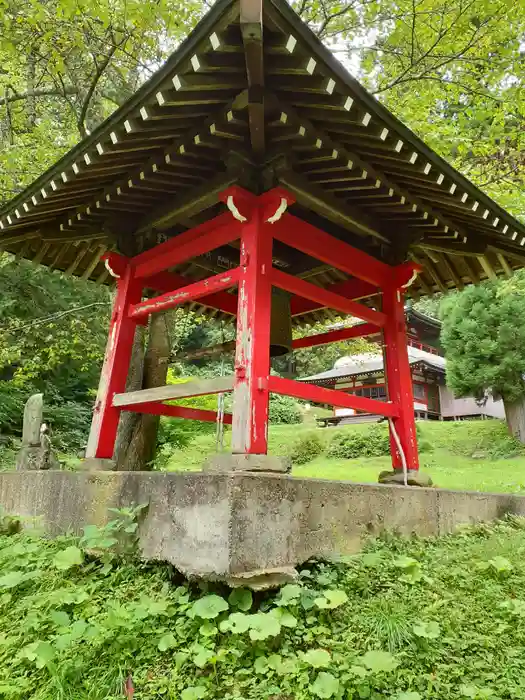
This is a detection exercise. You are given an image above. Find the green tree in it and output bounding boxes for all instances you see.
[440,272,525,441]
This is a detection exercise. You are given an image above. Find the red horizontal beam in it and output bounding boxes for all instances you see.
[132,214,244,279]
[292,323,378,349]
[102,252,238,316]
[291,278,378,316]
[268,376,399,418]
[129,269,240,320]
[272,268,386,327]
[271,213,393,288]
[119,402,232,424]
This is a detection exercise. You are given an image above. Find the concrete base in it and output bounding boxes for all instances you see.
[203,454,291,473]
[378,470,433,487]
[0,471,523,583]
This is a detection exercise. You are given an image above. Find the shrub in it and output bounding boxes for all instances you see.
[269,394,303,424]
[288,431,324,464]
[327,425,390,459]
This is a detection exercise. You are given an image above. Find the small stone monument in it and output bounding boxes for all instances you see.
[15,394,59,470]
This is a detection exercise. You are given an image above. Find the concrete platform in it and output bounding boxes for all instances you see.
[0,470,523,584]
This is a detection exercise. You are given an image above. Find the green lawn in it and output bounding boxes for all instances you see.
[163,418,525,494]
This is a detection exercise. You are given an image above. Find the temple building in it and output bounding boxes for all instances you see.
[302,308,505,424]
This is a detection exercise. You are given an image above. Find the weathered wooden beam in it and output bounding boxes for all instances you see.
[497,252,512,277]
[240,0,265,155]
[113,375,235,407]
[270,211,392,287]
[133,214,245,279]
[272,268,386,326]
[439,253,464,291]
[275,169,389,243]
[129,268,240,319]
[134,171,238,233]
[268,375,400,418]
[478,255,497,280]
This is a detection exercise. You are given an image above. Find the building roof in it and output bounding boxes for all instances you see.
[1,0,524,324]
[302,346,446,384]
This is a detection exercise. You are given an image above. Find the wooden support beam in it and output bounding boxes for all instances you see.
[292,322,378,349]
[270,212,392,287]
[135,171,239,233]
[272,268,386,326]
[119,402,233,424]
[86,265,142,459]
[268,375,400,418]
[276,169,390,243]
[497,253,512,278]
[439,253,464,290]
[240,0,265,155]
[113,375,235,407]
[129,269,240,320]
[382,286,419,470]
[132,213,245,279]
[478,255,497,280]
[105,251,239,315]
[231,210,273,454]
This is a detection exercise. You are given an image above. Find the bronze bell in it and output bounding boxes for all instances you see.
[270,288,293,357]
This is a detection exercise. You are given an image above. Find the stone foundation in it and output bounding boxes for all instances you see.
[0,470,523,582]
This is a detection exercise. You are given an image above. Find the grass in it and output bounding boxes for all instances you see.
[163,418,525,494]
[4,514,525,698]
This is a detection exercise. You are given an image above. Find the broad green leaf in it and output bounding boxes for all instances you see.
[53,546,83,570]
[199,622,217,637]
[314,589,348,609]
[248,612,282,640]
[181,686,207,700]
[397,693,422,700]
[271,607,297,627]
[192,647,215,668]
[310,672,340,698]
[302,648,332,668]
[191,595,228,619]
[278,583,303,604]
[50,610,70,627]
[0,571,25,589]
[158,633,177,651]
[228,588,252,611]
[413,621,441,639]
[360,650,399,673]
[254,656,269,674]
[219,612,251,634]
[393,557,419,570]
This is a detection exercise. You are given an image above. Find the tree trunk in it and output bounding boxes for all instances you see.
[115,312,170,470]
[114,325,145,468]
[503,396,525,444]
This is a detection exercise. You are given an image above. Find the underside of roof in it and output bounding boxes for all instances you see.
[1,0,524,326]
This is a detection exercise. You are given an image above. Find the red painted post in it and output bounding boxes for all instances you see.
[231,206,273,454]
[85,264,142,460]
[382,284,420,472]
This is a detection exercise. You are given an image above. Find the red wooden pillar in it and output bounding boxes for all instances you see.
[86,264,142,459]
[382,284,419,471]
[231,206,273,454]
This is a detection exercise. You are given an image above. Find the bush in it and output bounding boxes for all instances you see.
[269,394,303,424]
[327,424,390,459]
[288,431,324,464]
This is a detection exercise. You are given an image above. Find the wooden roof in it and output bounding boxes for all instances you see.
[1,0,524,325]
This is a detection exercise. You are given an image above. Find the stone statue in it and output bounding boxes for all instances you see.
[15,394,59,470]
